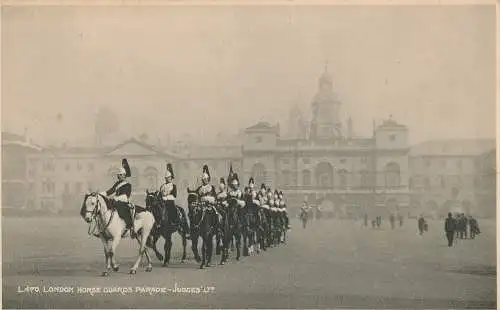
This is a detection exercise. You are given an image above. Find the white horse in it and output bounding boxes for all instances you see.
[80,192,156,276]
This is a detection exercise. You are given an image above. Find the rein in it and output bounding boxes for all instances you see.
[86,193,116,237]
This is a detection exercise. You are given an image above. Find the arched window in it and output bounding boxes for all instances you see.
[338,169,348,188]
[384,162,401,188]
[251,163,267,186]
[315,162,334,188]
[144,167,159,191]
[360,170,370,188]
[302,170,311,186]
[282,170,291,186]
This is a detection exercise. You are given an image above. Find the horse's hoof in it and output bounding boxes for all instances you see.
[220,261,225,265]
[162,262,169,267]
[205,263,211,268]
[195,257,202,263]
[129,270,137,275]
[112,266,119,272]
[146,266,153,272]
[101,271,109,277]
[199,265,204,269]
[157,255,164,261]
[236,257,240,261]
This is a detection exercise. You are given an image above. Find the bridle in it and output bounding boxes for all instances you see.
[84,192,115,236]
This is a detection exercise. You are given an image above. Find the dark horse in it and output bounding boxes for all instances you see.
[144,190,188,267]
[256,207,270,252]
[242,193,260,255]
[220,197,244,263]
[186,188,219,269]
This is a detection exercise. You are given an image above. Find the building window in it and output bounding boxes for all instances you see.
[88,163,94,172]
[77,161,83,171]
[441,176,446,189]
[339,170,348,188]
[389,134,396,141]
[457,159,462,169]
[75,182,82,194]
[360,170,370,188]
[255,136,263,143]
[409,177,413,189]
[424,177,430,189]
[64,183,70,194]
[65,163,70,171]
[302,170,311,186]
[44,159,55,172]
[302,158,310,164]
[384,162,401,188]
[361,156,368,164]
[340,158,347,164]
[440,159,446,168]
[425,158,431,168]
[282,170,291,186]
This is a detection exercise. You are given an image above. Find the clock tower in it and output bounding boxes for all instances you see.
[310,62,342,140]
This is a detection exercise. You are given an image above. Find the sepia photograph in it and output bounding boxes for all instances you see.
[1,2,497,309]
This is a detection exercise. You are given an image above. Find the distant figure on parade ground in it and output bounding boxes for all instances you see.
[371,219,376,229]
[390,214,395,229]
[469,216,481,239]
[445,212,456,247]
[418,214,426,235]
[398,214,404,227]
[364,213,368,227]
[376,216,381,228]
[300,202,309,229]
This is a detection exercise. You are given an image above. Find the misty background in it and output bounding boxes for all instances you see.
[2,5,496,147]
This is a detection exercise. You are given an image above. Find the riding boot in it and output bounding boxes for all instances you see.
[129,210,137,239]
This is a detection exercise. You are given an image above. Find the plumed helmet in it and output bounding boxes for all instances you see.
[165,162,174,179]
[248,177,255,186]
[219,177,226,186]
[260,183,266,190]
[232,173,240,186]
[120,158,131,177]
[202,164,210,181]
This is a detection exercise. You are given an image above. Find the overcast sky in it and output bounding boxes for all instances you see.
[2,5,496,146]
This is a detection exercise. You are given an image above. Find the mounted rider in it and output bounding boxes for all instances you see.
[216,177,229,209]
[228,172,245,208]
[196,165,221,224]
[100,158,136,238]
[279,191,290,230]
[159,163,190,238]
[259,183,270,211]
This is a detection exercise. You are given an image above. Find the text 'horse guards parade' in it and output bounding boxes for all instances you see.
[81,159,290,274]
[80,158,156,276]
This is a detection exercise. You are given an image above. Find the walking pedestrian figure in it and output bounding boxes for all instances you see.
[445,212,456,247]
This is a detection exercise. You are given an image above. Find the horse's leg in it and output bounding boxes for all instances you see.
[206,234,213,267]
[200,237,206,269]
[149,233,164,262]
[216,234,221,255]
[108,236,121,273]
[130,231,149,274]
[242,229,249,256]
[163,233,172,267]
[180,231,187,263]
[101,239,112,276]
[235,232,241,260]
[191,233,201,263]
[138,233,153,272]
